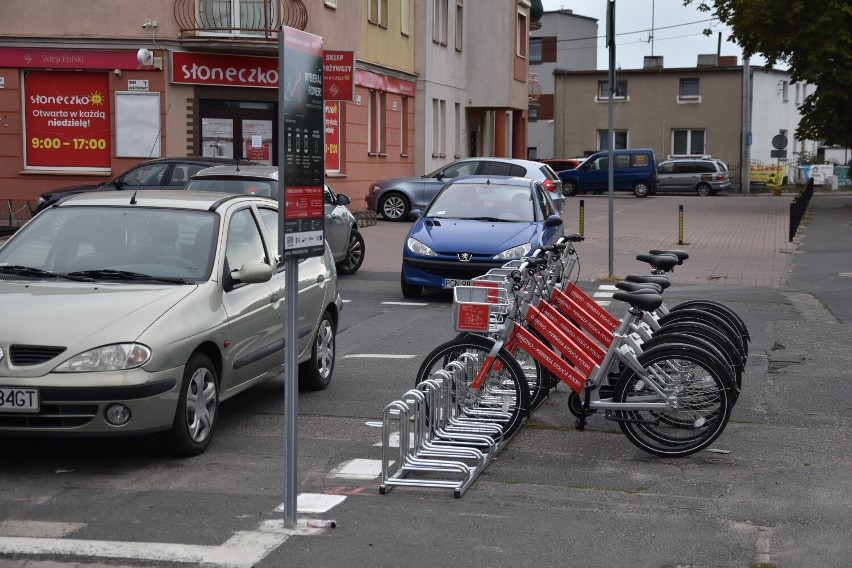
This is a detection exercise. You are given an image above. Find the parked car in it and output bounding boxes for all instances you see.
[656,157,731,196]
[558,148,658,198]
[400,176,564,298]
[367,157,564,221]
[540,158,583,172]
[183,165,365,275]
[34,156,253,213]
[0,191,341,455]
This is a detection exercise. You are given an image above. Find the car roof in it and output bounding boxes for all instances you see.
[190,165,279,179]
[447,175,536,187]
[55,190,271,211]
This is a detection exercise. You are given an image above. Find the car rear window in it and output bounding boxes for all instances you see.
[539,165,559,181]
[185,178,276,197]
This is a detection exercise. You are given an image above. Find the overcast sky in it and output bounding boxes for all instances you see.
[539,0,763,70]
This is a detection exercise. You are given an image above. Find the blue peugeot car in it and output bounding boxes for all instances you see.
[401,176,564,298]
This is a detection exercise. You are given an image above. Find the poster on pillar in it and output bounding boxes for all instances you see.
[280,27,325,261]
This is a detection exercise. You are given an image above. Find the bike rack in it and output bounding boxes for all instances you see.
[380,359,510,498]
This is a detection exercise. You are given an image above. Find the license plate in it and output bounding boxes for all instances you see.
[443,278,471,289]
[0,386,40,413]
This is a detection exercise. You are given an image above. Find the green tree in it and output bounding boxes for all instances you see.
[687,0,852,147]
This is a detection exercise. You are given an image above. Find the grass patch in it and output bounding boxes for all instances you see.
[594,273,622,283]
[751,563,777,568]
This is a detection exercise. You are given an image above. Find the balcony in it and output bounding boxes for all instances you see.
[174,0,307,42]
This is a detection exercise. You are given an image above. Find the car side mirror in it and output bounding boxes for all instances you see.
[336,194,351,206]
[409,209,423,220]
[544,214,563,228]
[224,261,273,292]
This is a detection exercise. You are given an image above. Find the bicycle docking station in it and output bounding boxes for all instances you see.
[380,357,510,498]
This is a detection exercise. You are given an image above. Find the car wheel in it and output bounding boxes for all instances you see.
[633,181,650,198]
[696,182,713,197]
[165,353,218,457]
[400,270,423,298]
[336,228,365,275]
[378,192,410,221]
[563,180,578,197]
[299,311,335,391]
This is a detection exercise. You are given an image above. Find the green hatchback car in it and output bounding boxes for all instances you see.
[0,191,341,456]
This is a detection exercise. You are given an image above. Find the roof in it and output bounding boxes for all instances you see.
[56,190,268,211]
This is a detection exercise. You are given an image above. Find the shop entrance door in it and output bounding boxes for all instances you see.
[199,100,277,165]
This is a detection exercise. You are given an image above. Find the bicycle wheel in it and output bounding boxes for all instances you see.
[612,343,733,457]
[657,309,746,362]
[417,335,531,441]
[649,321,744,393]
[452,331,551,411]
[668,300,750,356]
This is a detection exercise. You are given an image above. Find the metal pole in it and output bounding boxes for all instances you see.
[283,259,299,527]
[579,199,585,236]
[678,204,684,245]
[278,29,298,528]
[606,0,616,277]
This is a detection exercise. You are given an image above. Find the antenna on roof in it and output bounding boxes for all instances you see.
[129,189,138,205]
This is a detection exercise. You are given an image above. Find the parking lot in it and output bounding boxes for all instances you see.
[2,193,852,568]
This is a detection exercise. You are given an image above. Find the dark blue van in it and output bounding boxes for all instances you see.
[559,148,658,197]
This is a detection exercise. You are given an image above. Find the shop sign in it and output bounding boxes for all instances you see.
[324,101,340,172]
[172,52,279,88]
[0,47,148,70]
[24,71,110,168]
[323,51,354,101]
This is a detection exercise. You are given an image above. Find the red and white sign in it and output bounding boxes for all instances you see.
[24,71,111,168]
[324,102,340,172]
[171,52,279,88]
[284,186,324,220]
[0,48,151,70]
[323,51,354,101]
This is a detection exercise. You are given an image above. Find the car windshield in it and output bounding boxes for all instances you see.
[0,207,217,282]
[184,178,276,197]
[425,183,535,222]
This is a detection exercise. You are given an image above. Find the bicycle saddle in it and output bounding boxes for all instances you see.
[625,274,671,290]
[635,253,679,273]
[612,290,663,312]
[648,249,689,265]
[615,280,663,294]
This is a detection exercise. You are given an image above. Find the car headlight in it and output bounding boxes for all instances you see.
[406,237,437,257]
[54,343,152,372]
[494,243,531,260]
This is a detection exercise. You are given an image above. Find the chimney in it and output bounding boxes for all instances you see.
[643,56,663,70]
[697,54,718,67]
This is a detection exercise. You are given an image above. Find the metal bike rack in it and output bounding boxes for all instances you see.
[380,359,511,498]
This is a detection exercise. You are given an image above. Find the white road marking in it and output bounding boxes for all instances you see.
[593,291,614,298]
[373,431,414,448]
[330,459,384,479]
[276,493,347,514]
[0,519,323,568]
[598,284,618,290]
[342,354,416,359]
[0,520,85,538]
[381,301,430,306]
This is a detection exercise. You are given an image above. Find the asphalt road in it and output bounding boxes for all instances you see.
[1,193,851,568]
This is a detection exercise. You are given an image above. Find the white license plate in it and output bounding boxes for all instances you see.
[443,278,471,289]
[0,386,40,413]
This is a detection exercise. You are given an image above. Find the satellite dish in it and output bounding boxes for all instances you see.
[137,48,154,67]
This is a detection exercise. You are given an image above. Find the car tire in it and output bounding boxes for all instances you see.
[378,192,410,221]
[299,311,336,391]
[696,182,713,197]
[336,228,365,275]
[165,352,218,457]
[562,180,578,197]
[633,181,650,198]
[400,270,423,298]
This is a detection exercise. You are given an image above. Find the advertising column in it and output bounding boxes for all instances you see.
[278,26,324,527]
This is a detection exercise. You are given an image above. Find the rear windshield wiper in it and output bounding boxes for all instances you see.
[0,265,93,282]
[66,269,188,284]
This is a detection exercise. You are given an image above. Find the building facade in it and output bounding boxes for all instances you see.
[527,9,597,161]
[0,0,536,214]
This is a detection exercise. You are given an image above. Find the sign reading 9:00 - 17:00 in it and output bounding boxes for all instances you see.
[31,137,108,150]
[24,70,111,168]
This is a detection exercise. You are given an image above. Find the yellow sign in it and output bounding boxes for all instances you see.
[750,164,785,186]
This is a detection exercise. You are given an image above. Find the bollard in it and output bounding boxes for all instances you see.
[579,199,585,236]
[678,204,684,245]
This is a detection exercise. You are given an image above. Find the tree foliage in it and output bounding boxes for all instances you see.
[687,0,852,147]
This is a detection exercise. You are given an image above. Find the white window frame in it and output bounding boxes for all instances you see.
[401,0,410,36]
[195,0,279,38]
[596,80,628,102]
[677,78,701,103]
[368,0,388,27]
[455,0,464,52]
[597,129,628,151]
[516,10,528,58]
[433,0,449,45]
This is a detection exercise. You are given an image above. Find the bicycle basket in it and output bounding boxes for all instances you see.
[453,285,510,333]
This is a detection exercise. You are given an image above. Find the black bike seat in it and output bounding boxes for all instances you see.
[613,290,663,311]
[635,253,679,272]
[625,274,671,290]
